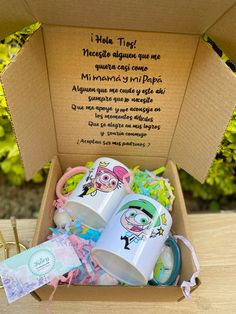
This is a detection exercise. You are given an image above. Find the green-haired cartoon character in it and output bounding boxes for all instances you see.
[118,199,167,250]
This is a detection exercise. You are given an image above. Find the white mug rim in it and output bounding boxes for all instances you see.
[91,247,148,285]
[65,200,107,228]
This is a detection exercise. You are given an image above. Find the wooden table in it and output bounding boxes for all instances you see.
[1,213,236,314]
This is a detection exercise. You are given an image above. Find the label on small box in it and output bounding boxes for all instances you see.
[0,235,81,303]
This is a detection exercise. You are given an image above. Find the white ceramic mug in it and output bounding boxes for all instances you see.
[91,194,172,285]
[56,157,132,229]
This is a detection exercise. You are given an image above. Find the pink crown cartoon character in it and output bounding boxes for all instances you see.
[78,161,130,198]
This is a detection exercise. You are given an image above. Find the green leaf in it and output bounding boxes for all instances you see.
[12,163,24,176]
[7,143,19,158]
[1,160,12,173]
[7,171,25,186]
[32,171,44,183]
[0,125,5,137]
[0,44,8,59]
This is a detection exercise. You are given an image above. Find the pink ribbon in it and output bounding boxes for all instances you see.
[123,170,134,194]
[46,268,80,314]
[68,235,100,284]
[174,235,200,299]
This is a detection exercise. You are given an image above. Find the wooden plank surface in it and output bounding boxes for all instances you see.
[1,213,236,314]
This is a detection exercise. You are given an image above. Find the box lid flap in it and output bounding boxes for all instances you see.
[169,39,236,182]
[0,28,57,180]
[0,0,36,40]
[42,25,199,160]
[208,3,236,63]
[26,0,234,35]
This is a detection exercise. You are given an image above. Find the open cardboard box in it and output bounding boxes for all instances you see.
[1,0,236,302]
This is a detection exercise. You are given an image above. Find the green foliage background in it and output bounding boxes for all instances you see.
[0,25,235,207]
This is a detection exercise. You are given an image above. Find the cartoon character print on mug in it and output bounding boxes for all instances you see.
[119,198,167,250]
[92,194,172,286]
[63,158,132,229]
[79,161,128,197]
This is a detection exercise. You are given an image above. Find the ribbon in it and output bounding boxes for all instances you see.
[173,235,200,299]
[46,268,80,314]
[68,235,100,284]
[122,170,134,194]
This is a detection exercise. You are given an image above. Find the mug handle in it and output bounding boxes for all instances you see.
[56,166,89,203]
[122,171,134,194]
[149,236,181,286]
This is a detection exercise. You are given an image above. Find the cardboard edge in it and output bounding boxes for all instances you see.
[40,25,59,154]
[165,160,199,289]
[170,39,236,183]
[1,27,57,180]
[207,2,236,64]
[24,0,236,35]
[167,37,200,167]
[30,156,62,303]
[177,277,201,302]
[165,160,192,241]
[58,153,168,172]
[34,284,184,302]
[30,291,42,302]
[0,76,27,179]
[0,27,41,77]
[0,26,35,178]
[0,0,36,41]
[32,156,61,246]
[0,29,40,178]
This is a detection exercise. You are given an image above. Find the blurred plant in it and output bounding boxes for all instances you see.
[0,22,48,186]
[179,34,236,210]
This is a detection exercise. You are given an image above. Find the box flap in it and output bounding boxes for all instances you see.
[27,0,234,35]
[169,39,236,182]
[0,28,57,180]
[0,0,36,40]
[42,25,198,158]
[208,3,236,63]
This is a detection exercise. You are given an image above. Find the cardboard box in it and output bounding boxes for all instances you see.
[1,0,236,302]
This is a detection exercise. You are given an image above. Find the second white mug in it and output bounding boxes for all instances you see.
[91,194,172,285]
